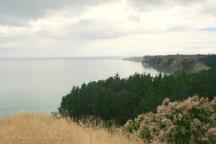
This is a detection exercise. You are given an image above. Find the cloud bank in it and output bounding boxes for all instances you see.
[0,0,215,57]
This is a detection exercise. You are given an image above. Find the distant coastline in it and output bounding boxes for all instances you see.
[124,54,216,74]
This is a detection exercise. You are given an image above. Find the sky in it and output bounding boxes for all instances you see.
[0,0,216,58]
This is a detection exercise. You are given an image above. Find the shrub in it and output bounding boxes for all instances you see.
[124,96,216,144]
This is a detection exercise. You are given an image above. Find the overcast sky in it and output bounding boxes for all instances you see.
[0,0,216,58]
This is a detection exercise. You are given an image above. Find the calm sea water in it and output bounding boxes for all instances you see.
[0,58,159,116]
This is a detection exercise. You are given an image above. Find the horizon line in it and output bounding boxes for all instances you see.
[0,53,215,60]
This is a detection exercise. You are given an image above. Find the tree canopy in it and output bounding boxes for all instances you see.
[58,69,216,125]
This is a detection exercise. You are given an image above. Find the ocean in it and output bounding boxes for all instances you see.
[0,58,159,116]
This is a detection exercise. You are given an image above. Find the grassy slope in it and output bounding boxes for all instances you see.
[0,113,141,144]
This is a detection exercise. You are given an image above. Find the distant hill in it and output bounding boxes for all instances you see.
[126,54,216,74]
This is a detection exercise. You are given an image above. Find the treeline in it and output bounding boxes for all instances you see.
[58,69,216,125]
[200,54,216,68]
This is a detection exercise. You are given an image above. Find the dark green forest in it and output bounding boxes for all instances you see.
[58,68,216,125]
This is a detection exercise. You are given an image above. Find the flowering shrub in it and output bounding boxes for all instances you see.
[124,96,216,144]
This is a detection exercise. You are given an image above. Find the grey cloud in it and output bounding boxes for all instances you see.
[130,0,164,6]
[199,4,216,17]
[129,15,140,23]
[128,0,164,10]
[70,19,127,39]
[129,0,208,10]
[173,0,204,5]
[129,0,216,19]
[0,15,28,26]
[129,0,204,6]
[0,0,108,25]
[167,26,191,32]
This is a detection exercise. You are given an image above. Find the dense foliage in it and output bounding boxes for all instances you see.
[200,54,216,68]
[58,69,216,125]
[124,96,216,144]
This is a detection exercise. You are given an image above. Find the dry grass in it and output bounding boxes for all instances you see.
[0,113,141,144]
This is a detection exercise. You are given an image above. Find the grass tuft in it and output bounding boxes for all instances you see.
[0,113,141,144]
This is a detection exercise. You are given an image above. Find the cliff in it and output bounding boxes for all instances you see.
[142,54,216,74]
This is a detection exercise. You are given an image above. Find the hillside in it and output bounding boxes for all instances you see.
[0,113,140,144]
[125,55,216,74]
[142,55,216,74]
